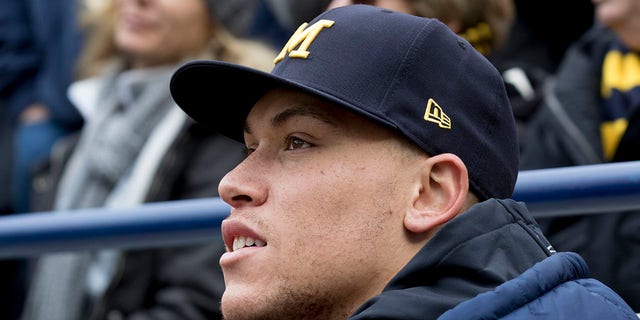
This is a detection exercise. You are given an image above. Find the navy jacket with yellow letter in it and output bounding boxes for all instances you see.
[349,199,637,319]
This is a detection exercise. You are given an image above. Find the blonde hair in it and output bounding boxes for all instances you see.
[408,0,514,56]
[76,1,275,78]
[76,1,118,78]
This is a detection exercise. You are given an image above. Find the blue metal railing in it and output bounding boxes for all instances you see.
[1,161,639,258]
[0,198,230,258]
[513,161,640,217]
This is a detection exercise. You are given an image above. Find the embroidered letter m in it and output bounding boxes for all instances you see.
[273,20,335,64]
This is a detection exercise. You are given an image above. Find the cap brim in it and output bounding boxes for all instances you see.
[171,60,399,143]
[170,60,281,142]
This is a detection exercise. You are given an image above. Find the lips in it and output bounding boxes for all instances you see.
[222,219,267,253]
[120,13,155,33]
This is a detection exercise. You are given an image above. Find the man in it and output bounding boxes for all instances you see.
[170,5,637,319]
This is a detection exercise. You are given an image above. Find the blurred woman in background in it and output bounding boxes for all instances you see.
[21,1,274,319]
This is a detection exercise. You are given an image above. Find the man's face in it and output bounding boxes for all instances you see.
[217,88,422,319]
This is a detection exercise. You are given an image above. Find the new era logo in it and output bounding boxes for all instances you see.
[424,98,451,129]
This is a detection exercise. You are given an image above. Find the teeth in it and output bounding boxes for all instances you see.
[233,236,246,251]
[232,236,266,251]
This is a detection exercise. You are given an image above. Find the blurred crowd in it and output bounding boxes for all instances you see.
[1,0,638,319]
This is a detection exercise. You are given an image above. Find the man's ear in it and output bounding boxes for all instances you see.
[404,153,469,234]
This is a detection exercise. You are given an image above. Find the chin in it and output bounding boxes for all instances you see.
[220,287,266,320]
[115,35,158,58]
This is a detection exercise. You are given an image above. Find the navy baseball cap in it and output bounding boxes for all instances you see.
[170,4,518,200]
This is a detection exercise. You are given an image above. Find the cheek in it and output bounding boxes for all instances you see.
[115,21,208,62]
[277,160,384,215]
[271,170,397,301]
[257,150,408,304]
[114,22,162,57]
[113,23,137,50]
[162,10,211,53]
[273,160,397,254]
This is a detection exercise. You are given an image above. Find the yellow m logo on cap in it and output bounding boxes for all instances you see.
[274,19,335,64]
[424,98,451,129]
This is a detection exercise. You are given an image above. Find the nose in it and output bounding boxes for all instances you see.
[218,156,268,208]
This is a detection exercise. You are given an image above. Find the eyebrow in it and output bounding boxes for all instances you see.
[244,104,338,135]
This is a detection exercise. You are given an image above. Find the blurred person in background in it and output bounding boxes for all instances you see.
[491,0,595,147]
[205,0,331,50]
[491,0,595,74]
[20,0,274,319]
[520,0,640,311]
[0,1,84,318]
[247,0,331,48]
[327,0,515,57]
[0,0,85,215]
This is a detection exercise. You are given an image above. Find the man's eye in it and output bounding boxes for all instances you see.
[286,136,312,150]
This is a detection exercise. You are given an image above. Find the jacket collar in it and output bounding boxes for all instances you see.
[350,199,553,319]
